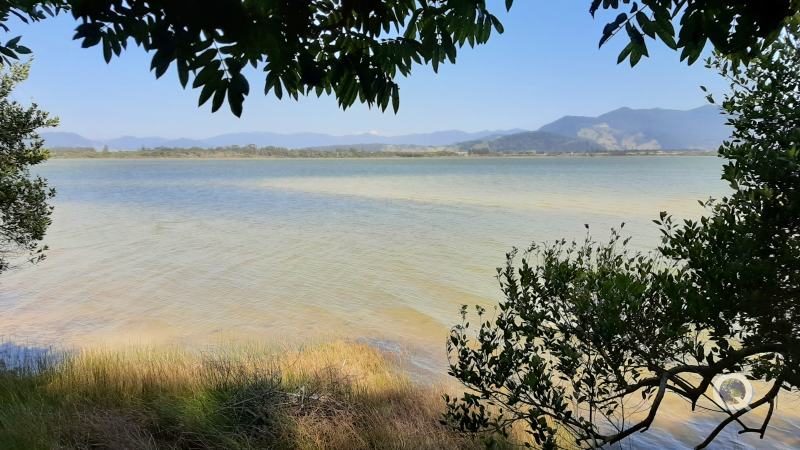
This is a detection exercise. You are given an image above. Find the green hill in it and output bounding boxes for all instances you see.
[456,131,605,153]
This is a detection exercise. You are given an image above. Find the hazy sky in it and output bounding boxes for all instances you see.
[11,2,725,139]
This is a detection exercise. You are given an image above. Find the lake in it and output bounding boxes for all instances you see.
[1,156,726,354]
[3,156,800,449]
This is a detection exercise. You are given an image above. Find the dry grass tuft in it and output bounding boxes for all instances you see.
[0,340,514,450]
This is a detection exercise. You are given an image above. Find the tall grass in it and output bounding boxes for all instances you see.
[0,341,511,450]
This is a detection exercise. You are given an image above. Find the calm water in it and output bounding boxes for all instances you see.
[1,156,797,448]
[2,156,727,349]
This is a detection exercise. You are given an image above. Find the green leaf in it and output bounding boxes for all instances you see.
[617,43,633,64]
[177,60,189,88]
[231,72,249,96]
[0,46,17,59]
[102,39,112,63]
[211,83,227,113]
[228,92,243,117]
[192,60,221,88]
[195,49,217,65]
[197,83,215,106]
[636,12,655,39]
[75,24,102,48]
[599,13,628,47]
[490,16,504,34]
[589,0,602,17]
[391,85,399,113]
[630,48,642,66]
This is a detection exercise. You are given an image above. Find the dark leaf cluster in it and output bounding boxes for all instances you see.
[593,0,799,66]
[65,0,511,117]
[0,1,65,64]
[1,1,797,115]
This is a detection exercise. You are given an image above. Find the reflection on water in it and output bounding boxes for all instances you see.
[0,342,57,371]
[1,157,796,448]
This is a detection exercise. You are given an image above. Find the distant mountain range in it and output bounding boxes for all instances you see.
[538,105,729,150]
[42,129,525,150]
[43,105,731,153]
[453,105,730,152]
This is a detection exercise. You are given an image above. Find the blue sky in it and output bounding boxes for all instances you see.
[10,2,724,139]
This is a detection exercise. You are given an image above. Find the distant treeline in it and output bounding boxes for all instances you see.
[47,146,714,159]
[47,145,460,159]
[465,148,716,156]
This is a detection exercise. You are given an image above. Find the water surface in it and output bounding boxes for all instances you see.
[2,157,726,350]
[3,156,796,448]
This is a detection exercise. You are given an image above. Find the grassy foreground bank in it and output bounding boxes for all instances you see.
[0,341,510,450]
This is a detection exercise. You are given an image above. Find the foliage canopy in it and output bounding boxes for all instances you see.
[445,24,800,449]
[0,1,797,116]
[0,62,58,274]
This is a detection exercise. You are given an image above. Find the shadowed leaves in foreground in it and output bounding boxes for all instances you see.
[0,1,797,116]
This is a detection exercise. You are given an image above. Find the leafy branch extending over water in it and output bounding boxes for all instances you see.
[0,63,57,274]
[445,25,800,450]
